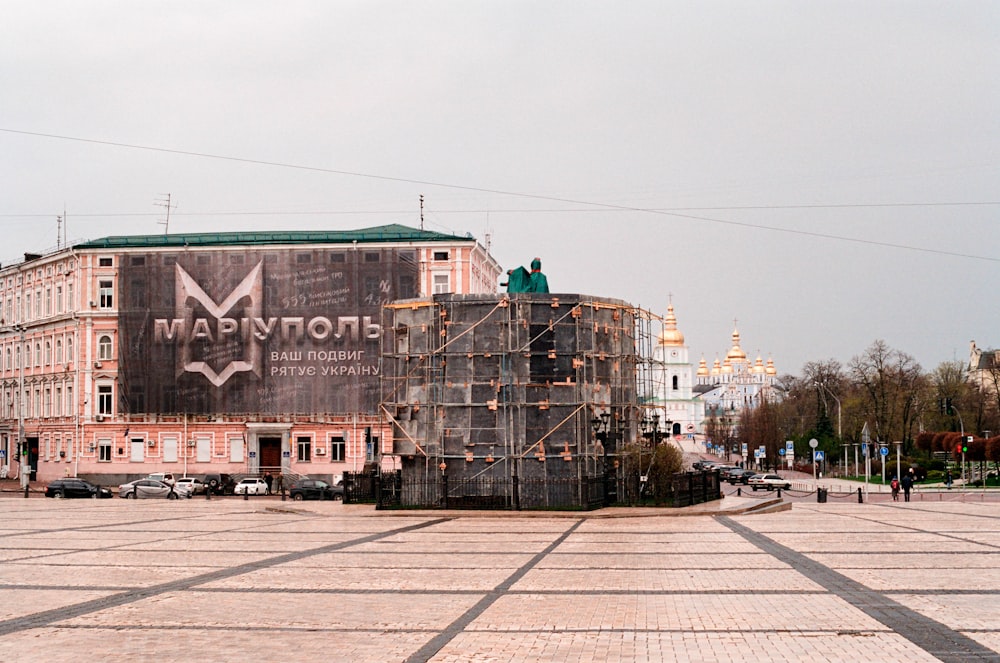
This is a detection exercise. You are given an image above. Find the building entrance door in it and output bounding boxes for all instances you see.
[259,437,282,474]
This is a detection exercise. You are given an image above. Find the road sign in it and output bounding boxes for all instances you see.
[879,446,889,457]
[778,448,785,456]
[809,438,819,449]
[814,450,825,461]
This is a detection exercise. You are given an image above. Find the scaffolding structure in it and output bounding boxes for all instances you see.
[380,293,641,507]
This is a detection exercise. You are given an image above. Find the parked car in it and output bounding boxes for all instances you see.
[175,477,205,495]
[145,472,176,485]
[747,473,792,491]
[234,477,269,495]
[727,469,757,485]
[45,477,113,499]
[203,473,236,495]
[289,479,344,501]
[119,479,191,499]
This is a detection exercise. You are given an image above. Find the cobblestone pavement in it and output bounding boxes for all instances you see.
[0,496,997,662]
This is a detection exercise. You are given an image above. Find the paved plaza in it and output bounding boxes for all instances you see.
[0,495,998,662]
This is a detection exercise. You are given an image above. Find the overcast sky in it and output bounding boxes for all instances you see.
[2,2,997,376]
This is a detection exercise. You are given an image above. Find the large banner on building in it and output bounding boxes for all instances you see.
[118,247,417,414]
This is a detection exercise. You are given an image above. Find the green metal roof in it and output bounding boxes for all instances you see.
[74,224,472,249]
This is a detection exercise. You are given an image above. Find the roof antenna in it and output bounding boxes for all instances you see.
[56,213,63,250]
[419,194,425,231]
[154,193,175,234]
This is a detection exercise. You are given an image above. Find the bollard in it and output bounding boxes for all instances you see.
[281,487,286,502]
[857,487,863,503]
[24,484,29,498]
[244,487,249,501]
[737,487,741,497]
[777,488,782,498]
[206,485,211,500]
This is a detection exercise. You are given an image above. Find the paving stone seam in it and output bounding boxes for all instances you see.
[403,519,585,663]
[0,516,451,637]
[720,515,1000,663]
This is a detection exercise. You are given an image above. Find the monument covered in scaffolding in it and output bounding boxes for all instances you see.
[379,292,637,508]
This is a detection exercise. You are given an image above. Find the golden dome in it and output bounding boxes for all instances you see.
[765,357,777,375]
[697,356,709,376]
[657,304,685,346]
[721,358,734,374]
[711,357,721,375]
[726,327,747,362]
[752,354,765,374]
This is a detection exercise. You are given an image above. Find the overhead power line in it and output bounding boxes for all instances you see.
[1,127,998,263]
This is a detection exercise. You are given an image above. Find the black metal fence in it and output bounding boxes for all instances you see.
[344,470,723,511]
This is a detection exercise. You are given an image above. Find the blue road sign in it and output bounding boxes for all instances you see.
[778,448,786,456]
[814,450,825,461]
[879,446,889,457]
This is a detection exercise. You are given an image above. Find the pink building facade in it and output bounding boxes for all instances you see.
[0,224,501,485]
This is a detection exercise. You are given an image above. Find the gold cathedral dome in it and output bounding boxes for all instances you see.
[725,327,747,362]
[657,304,685,346]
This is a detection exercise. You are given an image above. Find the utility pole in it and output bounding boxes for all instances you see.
[419,194,424,231]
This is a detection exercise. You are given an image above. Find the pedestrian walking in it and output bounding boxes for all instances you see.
[901,471,914,502]
[890,476,900,501]
[264,472,273,495]
[945,470,953,489]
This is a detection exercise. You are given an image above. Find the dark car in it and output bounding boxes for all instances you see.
[289,479,344,501]
[203,473,236,495]
[45,477,114,499]
[727,469,757,485]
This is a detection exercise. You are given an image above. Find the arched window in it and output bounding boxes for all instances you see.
[45,341,51,365]
[67,336,74,362]
[98,335,113,361]
[672,375,679,391]
[55,339,63,364]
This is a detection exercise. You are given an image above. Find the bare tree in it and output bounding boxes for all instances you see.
[849,340,925,446]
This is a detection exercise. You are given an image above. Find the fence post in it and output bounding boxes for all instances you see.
[512,473,520,511]
[375,473,382,508]
[441,473,449,510]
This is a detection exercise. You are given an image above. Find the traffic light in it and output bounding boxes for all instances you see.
[946,398,954,415]
[961,437,969,453]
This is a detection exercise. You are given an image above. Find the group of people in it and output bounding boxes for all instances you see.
[889,471,914,501]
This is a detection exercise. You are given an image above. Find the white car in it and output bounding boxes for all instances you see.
[748,473,792,491]
[234,477,270,495]
[146,472,176,485]
[119,479,192,499]
[175,477,205,495]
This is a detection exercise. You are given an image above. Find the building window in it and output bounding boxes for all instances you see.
[99,257,113,267]
[45,287,51,316]
[367,435,378,462]
[364,252,380,263]
[98,335,113,360]
[67,336,74,362]
[297,436,311,462]
[672,375,679,391]
[24,293,30,320]
[432,274,449,294]
[45,341,51,365]
[67,282,73,309]
[98,438,112,462]
[296,253,312,264]
[34,342,41,366]
[97,384,113,416]
[433,251,449,261]
[98,281,113,308]
[55,339,62,364]
[330,435,345,462]
[54,386,61,417]
[24,343,30,368]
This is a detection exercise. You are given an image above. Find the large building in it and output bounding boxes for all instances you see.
[0,224,501,485]
[695,326,779,418]
[644,304,705,437]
